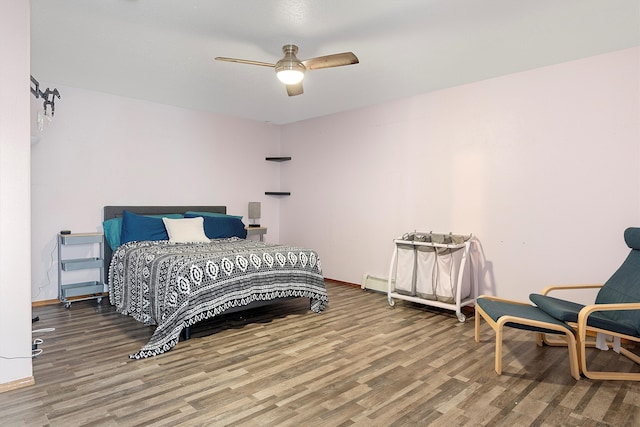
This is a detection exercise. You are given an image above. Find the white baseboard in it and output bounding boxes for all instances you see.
[0,376,35,393]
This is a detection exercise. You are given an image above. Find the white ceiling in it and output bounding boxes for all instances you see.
[31,0,640,125]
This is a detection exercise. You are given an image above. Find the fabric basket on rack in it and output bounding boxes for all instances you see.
[393,232,471,302]
[394,242,417,296]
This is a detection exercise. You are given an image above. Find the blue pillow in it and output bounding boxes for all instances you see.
[120,211,187,245]
[185,211,243,220]
[103,218,123,250]
[103,213,185,249]
[184,213,247,239]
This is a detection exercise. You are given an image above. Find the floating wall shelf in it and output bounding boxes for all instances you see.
[266,156,291,196]
[266,156,291,162]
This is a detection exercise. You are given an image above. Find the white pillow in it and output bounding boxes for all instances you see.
[162,217,210,243]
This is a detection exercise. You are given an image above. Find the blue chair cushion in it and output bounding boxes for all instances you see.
[624,227,640,251]
[530,293,639,337]
[594,238,640,336]
[586,311,639,337]
[529,294,583,322]
[476,297,574,334]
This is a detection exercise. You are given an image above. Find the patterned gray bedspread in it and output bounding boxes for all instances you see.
[108,238,328,359]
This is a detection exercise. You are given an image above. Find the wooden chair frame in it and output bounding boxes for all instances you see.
[474,295,581,380]
[536,284,640,381]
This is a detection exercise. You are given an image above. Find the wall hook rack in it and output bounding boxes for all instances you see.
[30,75,61,116]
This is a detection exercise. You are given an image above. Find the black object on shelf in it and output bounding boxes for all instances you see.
[265,192,291,196]
[265,157,291,162]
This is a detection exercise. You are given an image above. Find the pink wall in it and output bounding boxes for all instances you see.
[280,47,640,302]
[30,87,281,301]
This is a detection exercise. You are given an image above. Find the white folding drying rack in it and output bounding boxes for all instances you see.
[387,232,478,322]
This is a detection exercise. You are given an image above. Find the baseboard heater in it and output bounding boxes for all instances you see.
[361,273,392,293]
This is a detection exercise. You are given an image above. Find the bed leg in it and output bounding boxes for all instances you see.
[181,326,191,341]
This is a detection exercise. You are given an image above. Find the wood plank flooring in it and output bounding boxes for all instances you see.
[2,281,639,426]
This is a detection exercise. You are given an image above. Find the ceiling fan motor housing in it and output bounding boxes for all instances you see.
[275,45,306,84]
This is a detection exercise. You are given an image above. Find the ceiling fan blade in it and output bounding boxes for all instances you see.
[302,52,359,70]
[214,57,275,68]
[286,82,303,97]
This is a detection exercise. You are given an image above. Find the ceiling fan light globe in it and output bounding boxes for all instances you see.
[276,69,305,85]
[275,56,306,85]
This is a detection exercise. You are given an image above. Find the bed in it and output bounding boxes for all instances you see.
[103,205,328,359]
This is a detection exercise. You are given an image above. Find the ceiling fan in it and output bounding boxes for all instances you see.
[215,44,359,96]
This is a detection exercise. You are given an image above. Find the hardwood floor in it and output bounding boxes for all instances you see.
[2,281,639,426]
